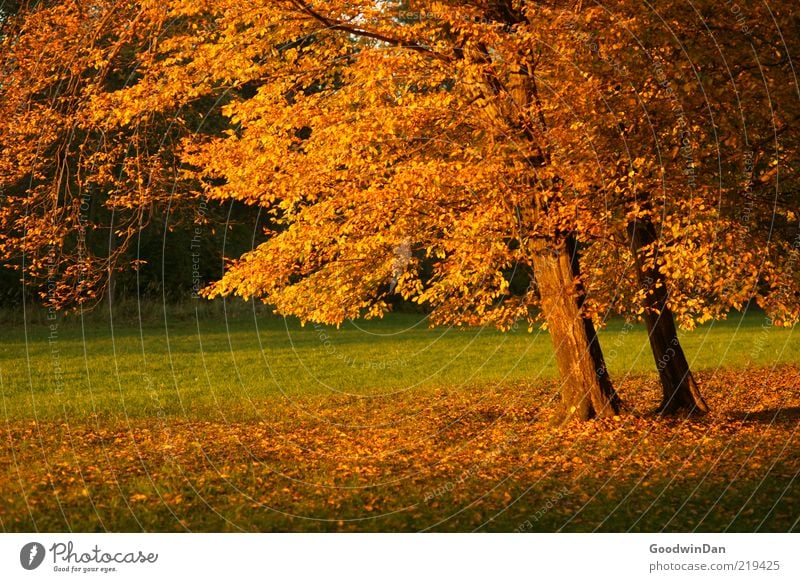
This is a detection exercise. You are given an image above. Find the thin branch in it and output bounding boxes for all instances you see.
[287,0,452,62]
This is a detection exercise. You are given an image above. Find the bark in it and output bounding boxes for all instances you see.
[532,234,621,422]
[628,217,709,415]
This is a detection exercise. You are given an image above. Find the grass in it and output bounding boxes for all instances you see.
[0,302,798,532]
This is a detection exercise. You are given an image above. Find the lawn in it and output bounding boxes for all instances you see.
[1,303,798,532]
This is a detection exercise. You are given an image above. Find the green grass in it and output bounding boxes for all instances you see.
[1,303,798,532]
[0,304,795,421]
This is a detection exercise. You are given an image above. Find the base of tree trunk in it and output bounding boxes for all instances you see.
[648,311,709,416]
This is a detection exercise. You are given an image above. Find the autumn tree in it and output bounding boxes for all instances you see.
[149,0,622,421]
[3,0,798,421]
[0,0,262,306]
[22,0,618,420]
[0,1,171,305]
[554,1,800,412]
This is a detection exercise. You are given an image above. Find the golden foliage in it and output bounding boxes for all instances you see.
[3,1,798,325]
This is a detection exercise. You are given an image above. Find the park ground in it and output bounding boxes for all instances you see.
[0,303,798,532]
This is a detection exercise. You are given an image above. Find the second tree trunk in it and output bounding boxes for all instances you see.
[628,217,709,414]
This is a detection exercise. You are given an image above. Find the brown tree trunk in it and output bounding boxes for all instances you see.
[531,234,621,422]
[479,32,621,422]
[628,217,709,415]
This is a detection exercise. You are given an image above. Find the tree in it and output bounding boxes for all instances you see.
[150,0,622,421]
[3,0,798,421]
[0,0,261,306]
[562,1,800,412]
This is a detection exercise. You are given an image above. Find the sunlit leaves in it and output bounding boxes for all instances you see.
[2,0,798,328]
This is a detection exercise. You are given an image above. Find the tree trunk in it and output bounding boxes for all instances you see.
[482,37,621,422]
[628,217,709,415]
[531,234,621,422]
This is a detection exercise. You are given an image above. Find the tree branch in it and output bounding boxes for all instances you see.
[287,0,452,62]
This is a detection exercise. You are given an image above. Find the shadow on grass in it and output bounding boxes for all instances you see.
[727,406,800,425]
